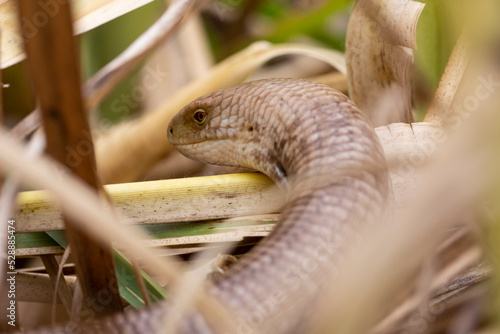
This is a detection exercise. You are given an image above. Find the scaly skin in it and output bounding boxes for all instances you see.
[167,78,392,332]
[26,79,391,333]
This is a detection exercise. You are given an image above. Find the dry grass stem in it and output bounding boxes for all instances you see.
[51,248,73,324]
[84,0,206,110]
[16,173,282,233]
[40,255,72,317]
[0,0,156,68]
[373,229,485,332]
[141,15,214,111]
[8,108,41,139]
[424,34,469,126]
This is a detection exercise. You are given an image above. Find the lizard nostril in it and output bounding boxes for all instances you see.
[168,127,173,135]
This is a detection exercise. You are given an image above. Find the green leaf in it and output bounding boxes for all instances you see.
[40,231,169,308]
[415,0,460,89]
[264,0,352,48]
[113,248,168,308]
[46,230,68,248]
[15,232,60,249]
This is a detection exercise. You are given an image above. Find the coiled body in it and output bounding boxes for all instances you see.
[30,79,392,333]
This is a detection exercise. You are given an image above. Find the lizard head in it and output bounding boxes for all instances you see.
[167,80,289,189]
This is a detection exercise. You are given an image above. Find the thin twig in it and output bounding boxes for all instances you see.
[9,0,205,141]
[83,0,207,110]
[9,108,41,139]
[51,247,73,325]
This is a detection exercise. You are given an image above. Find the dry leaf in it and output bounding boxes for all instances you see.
[346,0,424,126]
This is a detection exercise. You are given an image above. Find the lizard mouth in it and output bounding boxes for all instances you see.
[170,135,233,149]
[169,136,231,147]
[169,140,206,147]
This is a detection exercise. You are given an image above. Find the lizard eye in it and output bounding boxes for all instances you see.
[192,109,208,125]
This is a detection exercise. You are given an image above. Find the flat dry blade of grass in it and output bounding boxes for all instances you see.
[0,0,156,68]
[346,0,424,126]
